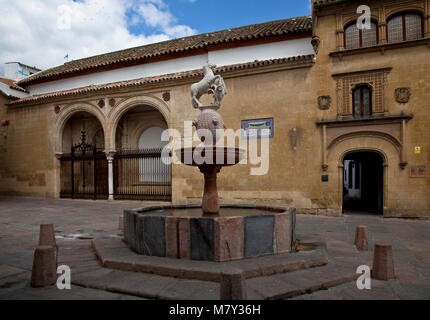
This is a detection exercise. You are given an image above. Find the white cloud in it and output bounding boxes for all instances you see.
[0,0,197,76]
[136,0,196,38]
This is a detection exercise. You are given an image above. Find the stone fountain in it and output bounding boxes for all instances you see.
[124,64,296,262]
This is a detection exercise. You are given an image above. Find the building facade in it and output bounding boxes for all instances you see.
[0,0,429,218]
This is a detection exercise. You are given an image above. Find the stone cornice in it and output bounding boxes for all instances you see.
[330,37,430,58]
[316,113,414,126]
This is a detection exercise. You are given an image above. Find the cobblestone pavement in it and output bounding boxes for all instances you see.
[0,196,429,300]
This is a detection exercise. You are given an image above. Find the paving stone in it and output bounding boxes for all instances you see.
[246,275,302,300]
[0,265,27,279]
[106,271,178,299]
[158,279,219,300]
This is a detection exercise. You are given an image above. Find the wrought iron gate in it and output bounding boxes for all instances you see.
[60,131,108,199]
[114,148,172,201]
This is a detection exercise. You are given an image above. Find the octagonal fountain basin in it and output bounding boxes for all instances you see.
[123,205,296,262]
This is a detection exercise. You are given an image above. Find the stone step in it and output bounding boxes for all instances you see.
[72,268,219,300]
[246,263,360,300]
[92,238,329,282]
[71,259,357,300]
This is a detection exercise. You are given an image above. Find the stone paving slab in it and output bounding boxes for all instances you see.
[73,265,219,300]
[0,265,27,279]
[92,237,329,282]
[247,263,359,300]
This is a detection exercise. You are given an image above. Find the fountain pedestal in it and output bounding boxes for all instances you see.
[200,164,221,215]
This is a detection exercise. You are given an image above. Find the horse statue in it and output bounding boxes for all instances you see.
[191,64,227,109]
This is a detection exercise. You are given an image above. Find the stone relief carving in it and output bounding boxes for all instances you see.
[395,88,411,103]
[162,92,170,102]
[311,36,320,54]
[318,95,331,110]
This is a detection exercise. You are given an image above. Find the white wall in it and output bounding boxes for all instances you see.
[28,54,208,96]
[0,82,29,99]
[4,62,40,81]
[27,38,313,96]
[209,38,313,67]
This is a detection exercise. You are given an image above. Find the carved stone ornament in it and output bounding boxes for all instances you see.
[311,36,320,54]
[395,88,411,103]
[109,98,116,107]
[318,95,331,110]
[54,105,61,114]
[162,92,170,102]
[98,99,105,108]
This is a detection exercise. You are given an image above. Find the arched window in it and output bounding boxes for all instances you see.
[387,12,423,43]
[344,21,378,49]
[353,85,372,118]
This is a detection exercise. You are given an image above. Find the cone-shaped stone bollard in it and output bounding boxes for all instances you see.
[372,243,395,280]
[119,215,124,231]
[39,223,56,247]
[220,268,247,300]
[354,225,369,250]
[31,245,57,287]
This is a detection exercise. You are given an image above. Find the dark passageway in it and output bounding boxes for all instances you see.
[343,152,384,215]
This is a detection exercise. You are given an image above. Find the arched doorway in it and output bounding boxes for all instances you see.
[343,151,384,214]
[113,106,171,201]
[59,111,108,199]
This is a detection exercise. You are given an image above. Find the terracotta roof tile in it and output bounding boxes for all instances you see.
[17,16,312,86]
[0,77,28,93]
[9,55,315,106]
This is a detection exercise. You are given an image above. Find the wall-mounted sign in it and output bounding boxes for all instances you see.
[410,166,426,178]
[321,175,329,182]
[241,118,274,139]
[414,146,422,154]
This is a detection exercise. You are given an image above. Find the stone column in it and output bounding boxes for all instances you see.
[379,23,387,45]
[425,0,430,38]
[106,151,116,200]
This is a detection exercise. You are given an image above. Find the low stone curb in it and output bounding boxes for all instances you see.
[92,238,329,282]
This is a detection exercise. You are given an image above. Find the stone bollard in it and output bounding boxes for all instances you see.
[39,223,56,247]
[372,243,395,280]
[31,245,57,287]
[119,215,124,231]
[354,225,369,251]
[220,268,247,300]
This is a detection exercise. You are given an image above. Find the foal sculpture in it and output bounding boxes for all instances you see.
[190,63,227,109]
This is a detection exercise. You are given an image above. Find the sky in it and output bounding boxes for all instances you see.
[0,0,312,76]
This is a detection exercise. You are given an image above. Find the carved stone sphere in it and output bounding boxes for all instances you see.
[193,109,224,144]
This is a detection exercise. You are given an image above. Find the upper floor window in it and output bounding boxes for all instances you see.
[344,21,378,49]
[353,85,372,118]
[387,12,424,43]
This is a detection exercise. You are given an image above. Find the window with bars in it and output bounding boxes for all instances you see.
[344,21,378,49]
[387,13,423,43]
[353,85,372,118]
